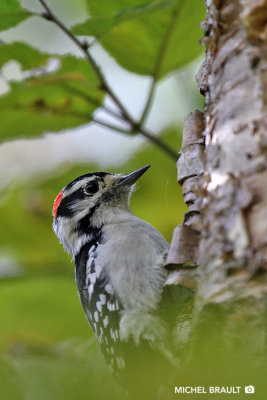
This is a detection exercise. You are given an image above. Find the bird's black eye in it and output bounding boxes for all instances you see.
[84,180,99,196]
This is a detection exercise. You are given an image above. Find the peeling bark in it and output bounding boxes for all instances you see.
[168,0,267,394]
[166,111,204,289]
[199,0,267,303]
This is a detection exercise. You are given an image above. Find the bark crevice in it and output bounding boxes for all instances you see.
[168,3,267,386]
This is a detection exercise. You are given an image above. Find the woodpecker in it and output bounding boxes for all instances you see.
[52,165,179,397]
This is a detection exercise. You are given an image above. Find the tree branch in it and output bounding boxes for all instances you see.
[99,105,127,124]
[93,118,133,135]
[35,0,178,160]
[39,0,133,119]
[133,125,178,158]
[93,118,178,159]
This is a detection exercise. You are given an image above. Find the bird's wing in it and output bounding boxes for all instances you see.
[75,242,125,374]
[75,243,176,398]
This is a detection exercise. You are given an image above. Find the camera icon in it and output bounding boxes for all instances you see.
[245,385,255,394]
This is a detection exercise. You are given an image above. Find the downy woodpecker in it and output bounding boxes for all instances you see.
[52,165,177,396]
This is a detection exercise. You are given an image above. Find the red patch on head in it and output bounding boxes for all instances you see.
[52,190,63,219]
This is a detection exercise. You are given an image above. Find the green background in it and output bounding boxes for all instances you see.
[0,0,205,398]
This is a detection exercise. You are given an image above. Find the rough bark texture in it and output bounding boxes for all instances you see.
[198,0,267,304]
[166,111,204,289]
[166,1,267,397]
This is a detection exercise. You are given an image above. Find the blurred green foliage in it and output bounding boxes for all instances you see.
[0,0,202,398]
[0,42,48,69]
[0,3,263,400]
[0,129,186,399]
[0,0,204,142]
[0,0,30,32]
[73,1,174,39]
[80,0,205,77]
[0,276,124,400]
[0,45,104,142]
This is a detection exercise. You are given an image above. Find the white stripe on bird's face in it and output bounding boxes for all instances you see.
[53,173,134,256]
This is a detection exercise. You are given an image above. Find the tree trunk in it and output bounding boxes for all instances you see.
[167,1,267,398]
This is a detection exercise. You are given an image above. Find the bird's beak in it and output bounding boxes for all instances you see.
[117,165,151,187]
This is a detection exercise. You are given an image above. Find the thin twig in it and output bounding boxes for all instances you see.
[38,0,134,121]
[93,118,133,135]
[36,0,178,159]
[139,1,184,126]
[94,118,178,159]
[135,125,177,158]
[100,105,126,123]
[94,117,178,158]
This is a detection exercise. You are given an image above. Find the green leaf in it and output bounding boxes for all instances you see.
[0,0,30,32]
[82,0,205,78]
[85,0,157,14]
[0,50,104,142]
[73,1,173,38]
[0,42,49,70]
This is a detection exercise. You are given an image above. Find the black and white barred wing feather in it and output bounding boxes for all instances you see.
[75,243,180,399]
[75,243,125,373]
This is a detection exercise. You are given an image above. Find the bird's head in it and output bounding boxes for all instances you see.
[52,165,150,256]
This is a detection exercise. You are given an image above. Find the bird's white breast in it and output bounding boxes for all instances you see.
[95,214,169,312]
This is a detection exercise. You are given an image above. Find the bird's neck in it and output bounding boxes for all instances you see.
[90,205,134,227]
[53,206,133,257]
[53,215,102,257]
